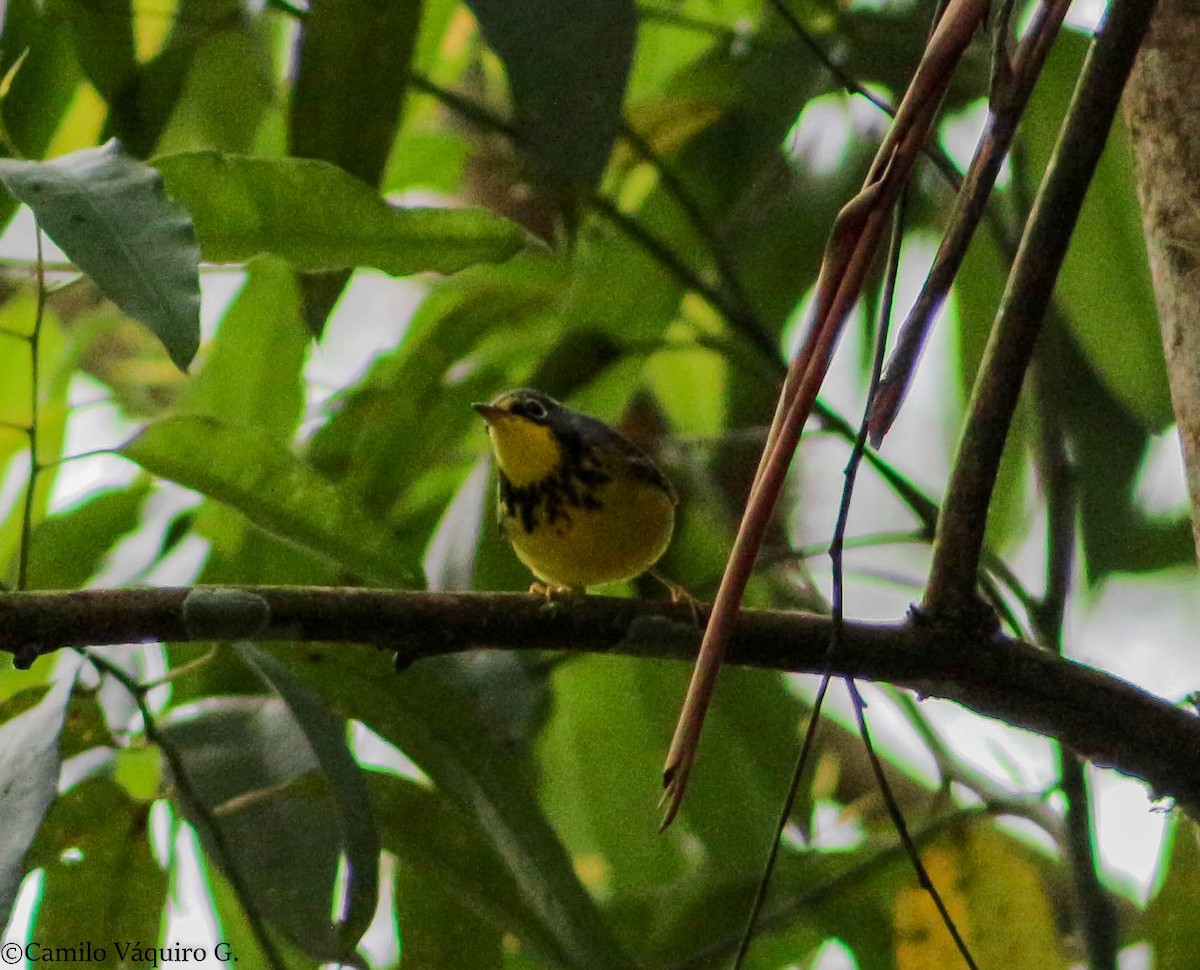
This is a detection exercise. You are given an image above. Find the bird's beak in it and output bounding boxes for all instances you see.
[472,403,507,426]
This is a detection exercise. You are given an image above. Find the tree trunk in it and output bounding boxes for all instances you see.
[1124,0,1200,559]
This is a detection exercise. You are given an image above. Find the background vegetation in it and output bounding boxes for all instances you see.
[0,0,1195,967]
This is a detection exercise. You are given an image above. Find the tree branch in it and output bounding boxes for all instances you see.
[924,0,1161,619]
[2,587,1198,820]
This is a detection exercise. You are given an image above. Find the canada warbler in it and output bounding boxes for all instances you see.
[473,389,677,593]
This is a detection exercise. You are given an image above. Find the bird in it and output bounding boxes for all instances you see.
[473,389,677,594]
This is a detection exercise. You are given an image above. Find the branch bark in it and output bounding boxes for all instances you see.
[2,586,1199,819]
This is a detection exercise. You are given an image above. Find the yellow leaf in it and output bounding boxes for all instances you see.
[894,827,1070,969]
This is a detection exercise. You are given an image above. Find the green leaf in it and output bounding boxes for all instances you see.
[465,0,637,191]
[158,694,366,964]
[25,778,167,947]
[153,152,528,276]
[0,675,75,928]
[288,0,418,186]
[396,862,503,970]
[956,233,1032,551]
[154,20,274,155]
[205,860,322,970]
[1142,819,1200,969]
[19,481,150,590]
[370,772,567,967]
[1021,31,1171,431]
[0,1,83,178]
[174,255,306,442]
[537,657,807,915]
[104,0,250,158]
[51,0,136,104]
[0,141,201,371]
[235,644,380,951]
[121,414,424,587]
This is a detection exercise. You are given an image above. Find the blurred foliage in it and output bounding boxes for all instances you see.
[0,0,1193,968]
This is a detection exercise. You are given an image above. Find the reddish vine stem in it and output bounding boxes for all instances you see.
[868,0,1075,443]
[661,0,994,826]
[734,194,976,970]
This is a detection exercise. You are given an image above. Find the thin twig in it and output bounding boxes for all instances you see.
[828,204,981,970]
[672,806,987,970]
[924,0,1162,619]
[1031,355,1117,970]
[889,688,1065,840]
[617,121,778,359]
[732,195,912,968]
[637,4,741,40]
[586,192,765,354]
[765,0,964,190]
[408,73,517,138]
[827,203,976,969]
[848,681,980,968]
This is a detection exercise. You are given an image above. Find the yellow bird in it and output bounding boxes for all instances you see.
[473,389,677,593]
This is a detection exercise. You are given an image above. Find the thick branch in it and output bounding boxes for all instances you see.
[924,0,1160,618]
[2,587,1198,818]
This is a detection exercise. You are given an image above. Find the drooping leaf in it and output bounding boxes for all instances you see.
[154,152,528,276]
[465,0,637,192]
[0,674,76,928]
[0,1,83,201]
[235,644,380,952]
[204,859,323,970]
[288,0,422,335]
[121,414,424,587]
[0,140,201,371]
[153,19,274,155]
[395,862,503,970]
[104,0,250,158]
[50,0,137,105]
[1040,321,1194,578]
[158,695,365,965]
[173,255,307,443]
[288,0,418,186]
[369,771,573,967]
[256,642,632,969]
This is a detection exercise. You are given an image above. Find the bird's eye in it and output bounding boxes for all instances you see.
[522,399,548,420]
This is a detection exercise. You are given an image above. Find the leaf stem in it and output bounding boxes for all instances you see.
[16,222,45,591]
